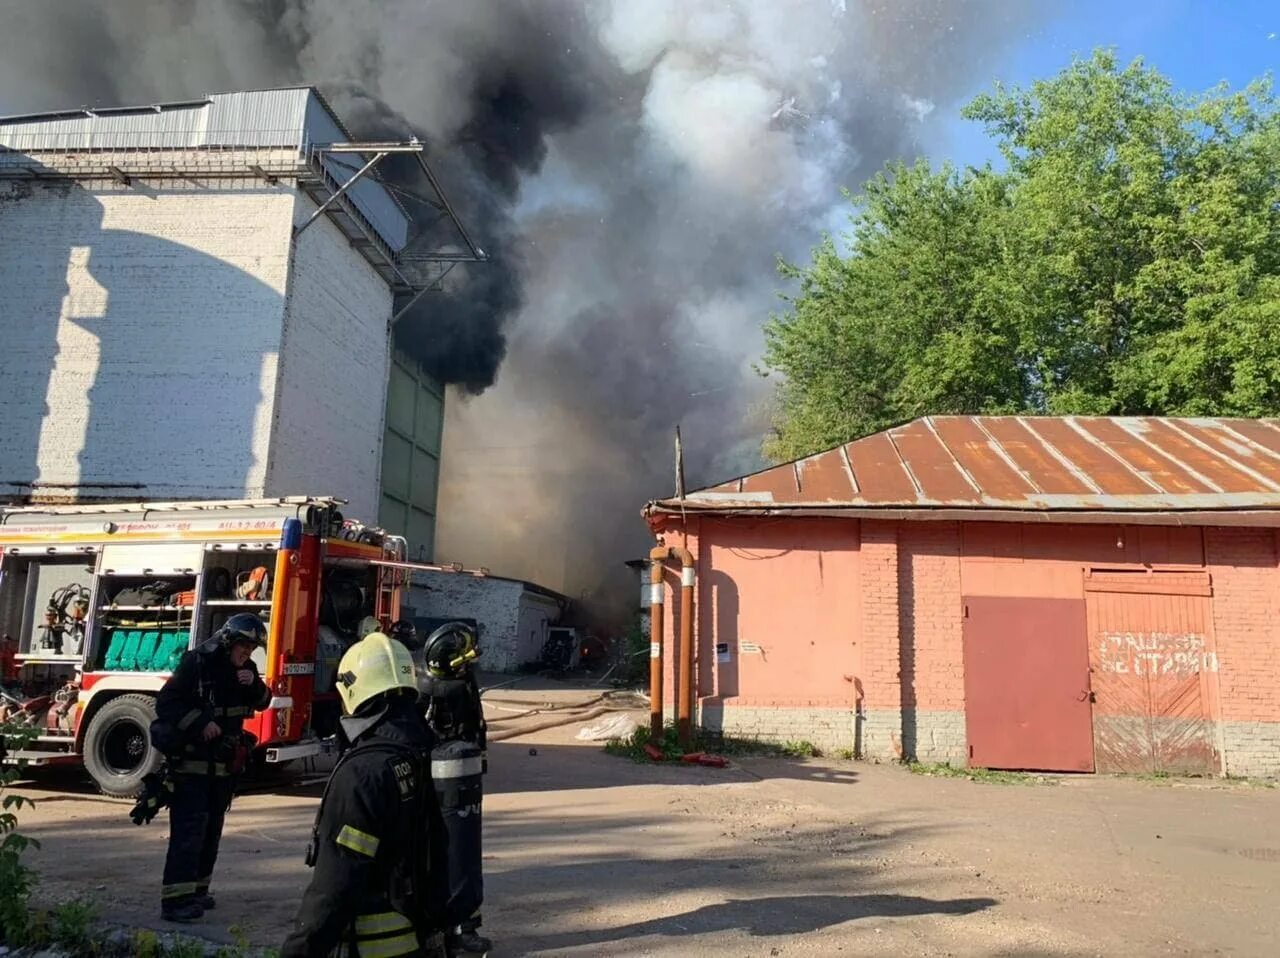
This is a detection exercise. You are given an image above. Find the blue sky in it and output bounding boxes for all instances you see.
[934,0,1279,168]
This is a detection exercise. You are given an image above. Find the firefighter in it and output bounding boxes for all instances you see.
[420,623,490,955]
[154,613,270,922]
[281,632,446,957]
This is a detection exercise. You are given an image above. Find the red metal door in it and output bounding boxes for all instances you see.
[1085,571,1218,775]
[962,597,1094,772]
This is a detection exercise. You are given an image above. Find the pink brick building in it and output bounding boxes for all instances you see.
[644,417,1280,777]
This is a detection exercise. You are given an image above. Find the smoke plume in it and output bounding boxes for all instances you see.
[0,0,1049,624]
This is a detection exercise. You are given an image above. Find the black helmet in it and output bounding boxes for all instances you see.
[423,622,478,678]
[218,613,267,649]
[389,619,421,651]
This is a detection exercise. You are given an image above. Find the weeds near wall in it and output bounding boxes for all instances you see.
[605,724,821,762]
[907,761,1059,786]
[0,719,40,945]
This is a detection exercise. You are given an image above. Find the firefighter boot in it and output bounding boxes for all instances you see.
[449,924,492,954]
[161,900,204,923]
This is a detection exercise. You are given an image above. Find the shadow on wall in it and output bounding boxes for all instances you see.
[701,567,739,703]
[0,174,283,503]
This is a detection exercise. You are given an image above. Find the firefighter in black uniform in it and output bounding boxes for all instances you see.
[154,613,270,922]
[282,631,446,957]
[419,623,490,956]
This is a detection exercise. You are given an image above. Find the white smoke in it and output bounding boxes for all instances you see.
[0,0,1050,620]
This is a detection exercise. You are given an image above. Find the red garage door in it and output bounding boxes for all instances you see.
[1085,570,1219,775]
[962,597,1094,772]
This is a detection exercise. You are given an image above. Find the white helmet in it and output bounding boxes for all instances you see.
[335,632,417,715]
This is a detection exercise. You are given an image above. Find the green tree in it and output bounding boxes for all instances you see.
[762,50,1280,462]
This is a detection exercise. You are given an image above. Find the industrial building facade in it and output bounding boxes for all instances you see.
[645,416,1280,778]
[0,89,467,553]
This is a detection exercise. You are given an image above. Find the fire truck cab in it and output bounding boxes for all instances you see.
[0,496,410,797]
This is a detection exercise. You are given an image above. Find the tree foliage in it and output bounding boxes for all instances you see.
[762,50,1280,461]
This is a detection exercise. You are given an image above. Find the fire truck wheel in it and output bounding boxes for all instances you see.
[83,694,162,798]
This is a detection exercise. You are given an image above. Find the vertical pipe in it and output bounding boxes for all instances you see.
[648,546,670,741]
[672,547,696,747]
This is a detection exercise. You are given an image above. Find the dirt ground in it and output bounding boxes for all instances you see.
[12,680,1280,956]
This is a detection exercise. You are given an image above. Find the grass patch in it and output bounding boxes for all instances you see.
[165,939,208,958]
[1130,771,1278,789]
[51,898,99,953]
[604,725,822,762]
[1226,776,1278,789]
[133,929,163,958]
[907,761,1058,786]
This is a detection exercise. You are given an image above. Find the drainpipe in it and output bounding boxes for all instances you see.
[671,546,696,748]
[648,546,670,740]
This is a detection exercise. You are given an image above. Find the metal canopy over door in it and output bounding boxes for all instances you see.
[1085,570,1219,775]
[962,597,1094,772]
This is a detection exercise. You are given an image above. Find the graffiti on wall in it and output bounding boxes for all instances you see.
[1097,632,1219,677]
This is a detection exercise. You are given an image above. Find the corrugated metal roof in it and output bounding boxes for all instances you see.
[650,417,1280,518]
[0,88,407,249]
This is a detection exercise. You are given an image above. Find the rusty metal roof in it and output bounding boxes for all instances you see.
[648,417,1280,522]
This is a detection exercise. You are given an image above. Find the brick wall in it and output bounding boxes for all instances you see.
[858,521,901,714]
[264,195,392,522]
[1206,527,1280,775]
[897,523,966,761]
[664,514,1280,776]
[699,703,857,754]
[0,175,293,499]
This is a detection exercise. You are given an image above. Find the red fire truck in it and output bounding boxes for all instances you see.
[0,496,417,796]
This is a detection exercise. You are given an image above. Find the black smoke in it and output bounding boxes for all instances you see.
[0,0,1054,621]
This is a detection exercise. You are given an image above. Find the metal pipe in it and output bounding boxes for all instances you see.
[670,546,696,747]
[648,545,669,740]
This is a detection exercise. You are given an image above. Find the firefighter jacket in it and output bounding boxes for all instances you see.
[155,642,269,773]
[282,698,443,958]
[420,669,486,751]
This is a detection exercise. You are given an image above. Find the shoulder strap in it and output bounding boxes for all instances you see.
[307,739,423,864]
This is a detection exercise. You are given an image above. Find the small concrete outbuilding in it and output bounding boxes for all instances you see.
[407,569,569,674]
[644,416,1280,778]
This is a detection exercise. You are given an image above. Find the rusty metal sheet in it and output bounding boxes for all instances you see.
[931,417,1038,501]
[844,431,918,503]
[1142,419,1280,493]
[1221,419,1280,460]
[740,461,800,499]
[1086,574,1218,775]
[891,419,982,502]
[1024,419,1154,495]
[664,416,1280,517]
[956,417,1097,496]
[962,596,1094,772]
[793,448,856,502]
[1078,419,1210,494]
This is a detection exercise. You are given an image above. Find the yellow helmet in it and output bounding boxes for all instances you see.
[335,632,417,715]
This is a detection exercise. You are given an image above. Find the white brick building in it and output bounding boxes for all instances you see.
[407,570,569,674]
[0,89,475,548]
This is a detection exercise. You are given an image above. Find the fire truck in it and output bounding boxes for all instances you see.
[0,496,417,797]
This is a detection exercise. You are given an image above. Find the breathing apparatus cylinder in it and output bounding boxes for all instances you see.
[431,739,484,926]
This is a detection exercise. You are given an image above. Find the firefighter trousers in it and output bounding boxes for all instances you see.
[161,773,235,905]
